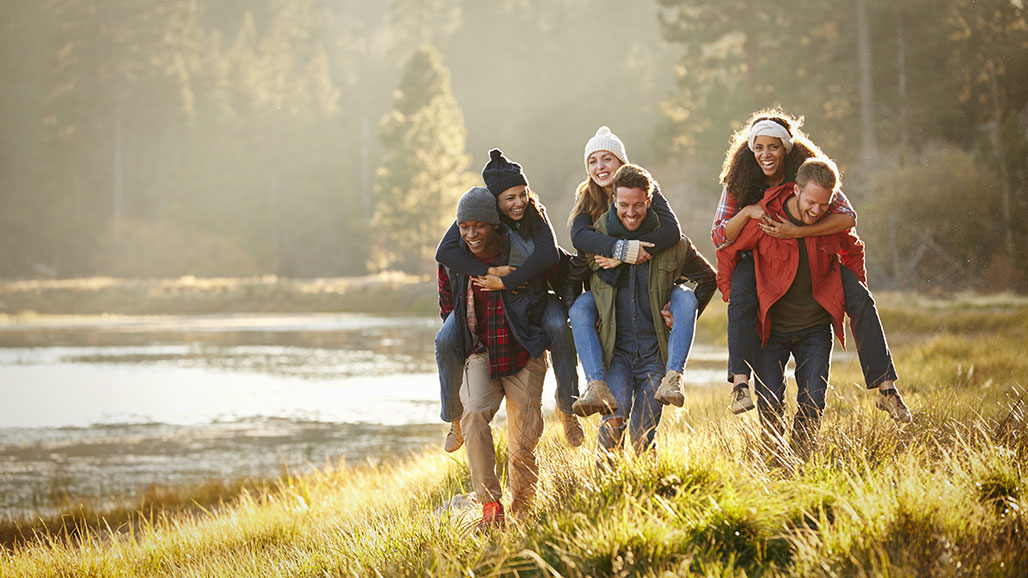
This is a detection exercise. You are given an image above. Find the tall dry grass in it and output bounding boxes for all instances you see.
[2,295,1027,576]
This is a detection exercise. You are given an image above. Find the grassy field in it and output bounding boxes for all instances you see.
[2,292,1027,576]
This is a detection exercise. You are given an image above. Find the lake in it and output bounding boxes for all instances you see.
[0,313,729,518]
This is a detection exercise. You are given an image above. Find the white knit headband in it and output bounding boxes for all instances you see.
[747,120,794,153]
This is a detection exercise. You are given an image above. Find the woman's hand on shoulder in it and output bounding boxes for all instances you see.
[758,215,801,239]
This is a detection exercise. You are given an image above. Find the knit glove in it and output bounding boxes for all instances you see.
[614,239,643,264]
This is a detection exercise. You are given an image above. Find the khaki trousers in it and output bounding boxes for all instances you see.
[459,352,546,516]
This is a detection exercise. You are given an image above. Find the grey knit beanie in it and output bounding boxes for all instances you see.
[456,186,500,225]
[481,149,529,196]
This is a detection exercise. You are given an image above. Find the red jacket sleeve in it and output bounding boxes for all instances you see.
[715,218,762,301]
[837,229,867,284]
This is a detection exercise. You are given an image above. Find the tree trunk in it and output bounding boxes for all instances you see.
[856,0,877,196]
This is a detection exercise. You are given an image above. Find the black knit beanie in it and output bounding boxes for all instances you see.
[481,149,528,196]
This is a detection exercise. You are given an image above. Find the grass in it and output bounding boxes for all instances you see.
[2,294,1028,576]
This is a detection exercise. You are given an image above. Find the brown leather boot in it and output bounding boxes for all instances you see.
[558,409,584,447]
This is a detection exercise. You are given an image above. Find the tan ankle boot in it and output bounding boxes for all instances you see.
[654,370,685,407]
[443,420,463,452]
[558,409,584,447]
[572,380,619,417]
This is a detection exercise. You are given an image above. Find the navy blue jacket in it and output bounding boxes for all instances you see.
[441,225,550,359]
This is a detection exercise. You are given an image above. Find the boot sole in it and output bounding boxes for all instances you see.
[731,400,755,415]
[572,401,618,417]
[655,393,684,407]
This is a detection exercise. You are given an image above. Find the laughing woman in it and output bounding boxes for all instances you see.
[435,149,585,449]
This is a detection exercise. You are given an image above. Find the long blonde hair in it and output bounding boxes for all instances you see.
[568,175,615,227]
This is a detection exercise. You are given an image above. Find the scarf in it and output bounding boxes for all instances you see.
[594,202,658,287]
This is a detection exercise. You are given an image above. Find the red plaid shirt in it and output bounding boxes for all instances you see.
[711,185,857,249]
[438,256,530,379]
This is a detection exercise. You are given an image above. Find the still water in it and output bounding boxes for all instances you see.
[0,313,727,518]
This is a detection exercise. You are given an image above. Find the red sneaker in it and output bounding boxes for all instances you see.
[476,500,505,531]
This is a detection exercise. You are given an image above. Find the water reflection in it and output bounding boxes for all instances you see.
[0,313,730,518]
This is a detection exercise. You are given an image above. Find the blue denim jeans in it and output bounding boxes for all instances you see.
[541,293,580,414]
[570,287,699,383]
[665,286,698,374]
[752,324,833,434]
[597,350,665,455]
[435,294,579,421]
[435,311,465,422]
[569,291,605,383]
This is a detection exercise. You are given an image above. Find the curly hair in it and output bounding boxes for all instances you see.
[719,108,826,208]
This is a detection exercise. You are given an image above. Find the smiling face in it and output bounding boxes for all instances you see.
[458,221,499,257]
[792,181,834,225]
[497,185,529,221]
[614,186,651,232]
[751,135,787,185]
[587,150,624,192]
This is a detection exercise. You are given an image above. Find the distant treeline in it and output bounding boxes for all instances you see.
[1,0,1025,291]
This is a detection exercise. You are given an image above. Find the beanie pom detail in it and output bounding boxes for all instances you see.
[482,148,529,196]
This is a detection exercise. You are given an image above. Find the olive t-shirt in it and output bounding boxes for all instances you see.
[768,198,831,333]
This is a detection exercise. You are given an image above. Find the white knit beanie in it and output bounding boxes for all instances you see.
[584,126,629,169]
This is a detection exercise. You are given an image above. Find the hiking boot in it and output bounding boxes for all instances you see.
[476,500,505,532]
[443,420,463,453]
[558,409,584,447]
[654,370,685,407]
[730,384,756,414]
[572,379,619,417]
[876,389,912,424]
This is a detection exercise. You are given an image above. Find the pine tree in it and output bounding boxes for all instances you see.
[370,45,477,275]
